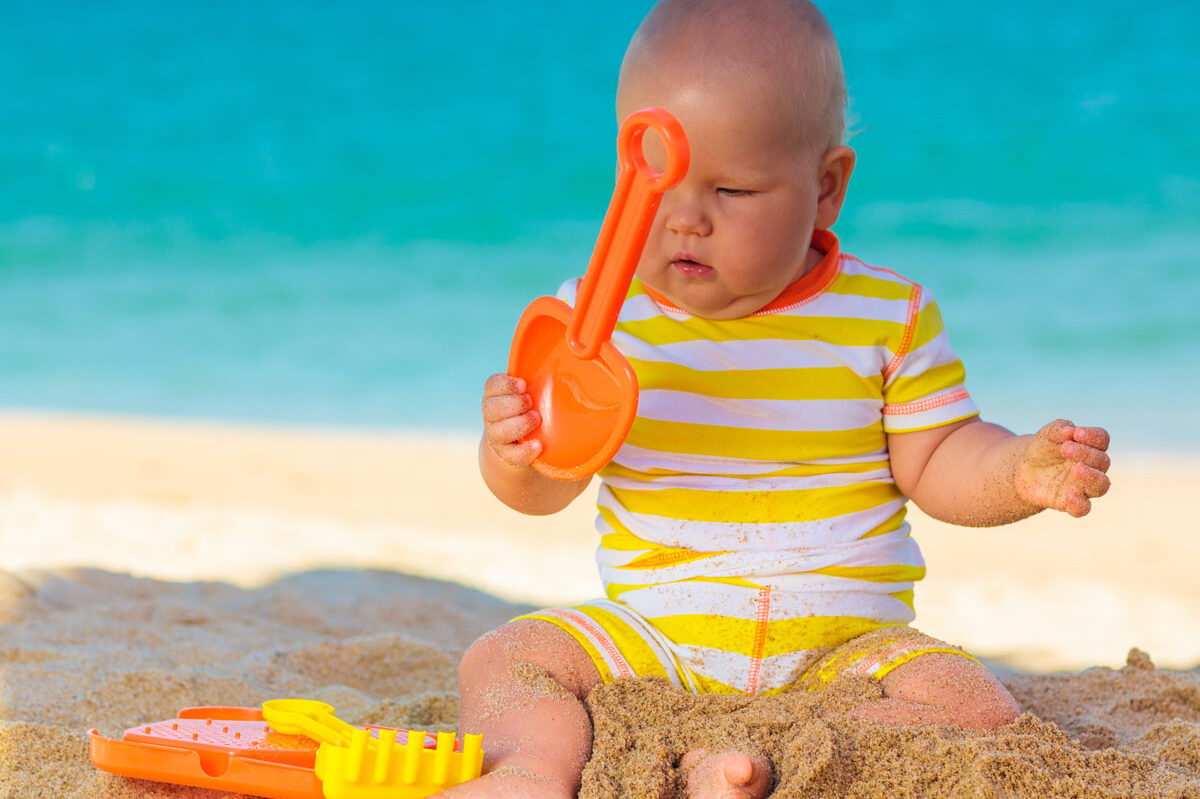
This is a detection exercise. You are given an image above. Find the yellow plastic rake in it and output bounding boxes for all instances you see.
[262,699,483,799]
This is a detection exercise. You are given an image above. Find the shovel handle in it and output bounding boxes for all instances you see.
[567,107,689,359]
[262,699,362,748]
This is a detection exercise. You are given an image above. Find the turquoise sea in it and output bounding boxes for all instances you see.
[2,1,1197,449]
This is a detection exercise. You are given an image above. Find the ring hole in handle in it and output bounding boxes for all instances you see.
[618,107,689,190]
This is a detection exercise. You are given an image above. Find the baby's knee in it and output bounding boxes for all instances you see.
[970,682,1020,729]
[881,652,1019,729]
[458,619,600,699]
[939,656,1019,729]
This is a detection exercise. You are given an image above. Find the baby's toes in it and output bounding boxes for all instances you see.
[681,750,772,799]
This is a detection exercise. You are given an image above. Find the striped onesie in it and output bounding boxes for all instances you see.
[520,230,980,695]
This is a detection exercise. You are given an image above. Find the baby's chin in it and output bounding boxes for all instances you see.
[668,288,770,320]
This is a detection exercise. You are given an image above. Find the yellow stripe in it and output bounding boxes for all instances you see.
[858,505,908,539]
[872,647,980,681]
[811,563,926,583]
[647,614,758,656]
[651,613,884,657]
[618,314,904,348]
[599,531,658,554]
[609,481,902,524]
[763,616,886,658]
[512,611,618,683]
[515,606,675,684]
[825,272,914,302]
[622,548,727,569]
[629,359,882,400]
[625,418,885,462]
[601,458,890,482]
[909,299,948,350]
[597,504,637,540]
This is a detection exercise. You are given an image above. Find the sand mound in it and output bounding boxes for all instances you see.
[2,568,1199,799]
[584,652,1200,798]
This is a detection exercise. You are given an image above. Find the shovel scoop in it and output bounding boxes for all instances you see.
[507,107,689,481]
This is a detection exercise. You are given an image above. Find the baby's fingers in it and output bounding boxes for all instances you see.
[481,387,533,425]
[1072,461,1111,498]
[481,372,544,467]
[483,373,526,401]
[490,437,543,468]
[1061,491,1092,518]
[1071,425,1110,452]
[484,410,543,467]
[1061,462,1111,517]
[484,406,541,448]
[1061,439,1112,475]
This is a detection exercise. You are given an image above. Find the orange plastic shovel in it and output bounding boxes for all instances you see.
[507,107,689,481]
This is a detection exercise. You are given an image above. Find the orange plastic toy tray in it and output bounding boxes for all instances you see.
[90,705,397,799]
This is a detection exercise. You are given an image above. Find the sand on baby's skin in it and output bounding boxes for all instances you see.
[2,411,1200,798]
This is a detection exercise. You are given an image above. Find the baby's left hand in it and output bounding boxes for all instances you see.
[1014,420,1111,517]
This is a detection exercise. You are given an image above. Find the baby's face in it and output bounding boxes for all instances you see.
[619,67,836,320]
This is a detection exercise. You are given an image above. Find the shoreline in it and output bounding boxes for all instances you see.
[1,408,1197,672]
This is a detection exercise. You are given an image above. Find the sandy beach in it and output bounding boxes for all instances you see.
[2,410,1199,797]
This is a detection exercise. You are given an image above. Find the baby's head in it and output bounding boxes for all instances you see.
[618,0,856,319]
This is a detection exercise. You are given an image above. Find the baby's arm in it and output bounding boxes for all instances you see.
[888,418,1111,526]
[480,373,591,515]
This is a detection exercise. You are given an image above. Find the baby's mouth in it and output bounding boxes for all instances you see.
[671,256,714,278]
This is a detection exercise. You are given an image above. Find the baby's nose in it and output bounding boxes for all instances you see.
[663,193,711,236]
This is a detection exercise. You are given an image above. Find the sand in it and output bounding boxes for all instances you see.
[2,410,1199,798]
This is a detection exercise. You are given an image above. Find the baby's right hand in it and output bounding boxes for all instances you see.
[481,373,543,468]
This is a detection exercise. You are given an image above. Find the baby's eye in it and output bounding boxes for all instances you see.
[717,187,752,197]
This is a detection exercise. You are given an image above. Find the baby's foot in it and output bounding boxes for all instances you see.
[432,765,573,799]
[679,749,772,799]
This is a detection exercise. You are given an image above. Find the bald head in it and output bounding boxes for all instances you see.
[619,0,847,150]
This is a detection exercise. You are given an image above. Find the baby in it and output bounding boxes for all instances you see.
[451,2,1112,798]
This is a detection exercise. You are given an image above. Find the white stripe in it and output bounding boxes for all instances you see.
[670,645,753,691]
[756,649,826,689]
[883,397,979,433]
[596,527,921,584]
[778,291,913,324]
[840,257,916,286]
[616,292,670,322]
[554,280,665,322]
[554,279,579,305]
[616,336,891,376]
[609,441,890,476]
[591,599,689,690]
[636,392,883,433]
[886,336,965,385]
[619,582,915,624]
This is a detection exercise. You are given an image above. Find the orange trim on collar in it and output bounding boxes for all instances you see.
[639,229,842,316]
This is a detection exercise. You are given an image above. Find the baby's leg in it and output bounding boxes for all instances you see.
[434,619,601,799]
[848,651,1019,728]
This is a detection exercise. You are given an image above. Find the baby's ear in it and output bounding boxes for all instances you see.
[815,145,856,229]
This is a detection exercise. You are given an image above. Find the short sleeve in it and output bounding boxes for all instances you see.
[881,286,979,433]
